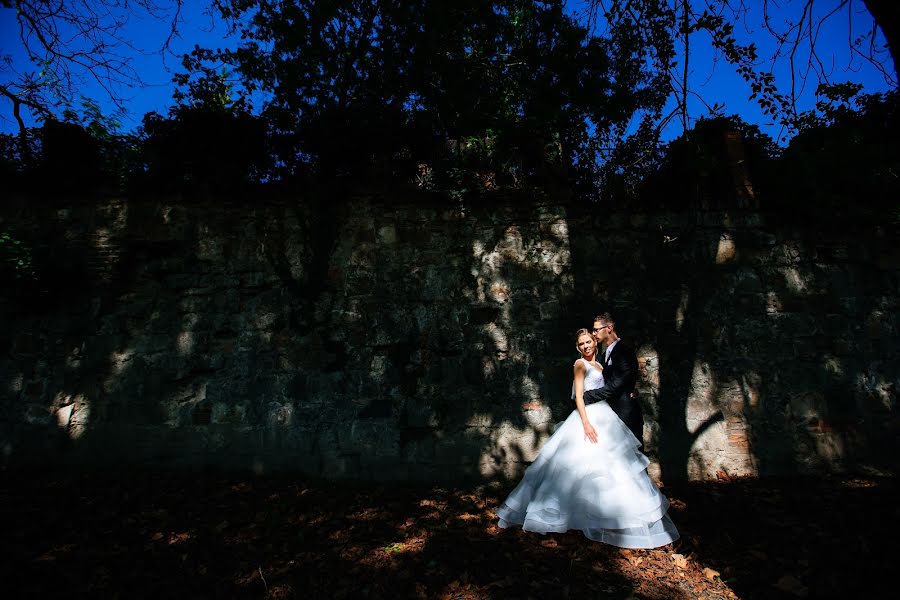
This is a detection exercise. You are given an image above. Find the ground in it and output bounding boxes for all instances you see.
[2,469,896,599]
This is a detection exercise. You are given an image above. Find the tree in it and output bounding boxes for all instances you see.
[773,84,900,224]
[205,0,667,190]
[860,0,900,78]
[136,62,270,193]
[0,0,185,157]
[636,114,778,208]
[582,0,898,137]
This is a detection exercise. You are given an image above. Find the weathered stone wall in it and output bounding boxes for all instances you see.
[1,193,897,481]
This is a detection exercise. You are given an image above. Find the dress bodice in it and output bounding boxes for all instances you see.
[572,357,605,399]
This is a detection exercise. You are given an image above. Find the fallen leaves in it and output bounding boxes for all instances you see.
[382,542,406,554]
[35,543,77,562]
[3,472,897,599]
[167,531,191,545]
[671,553,689,568]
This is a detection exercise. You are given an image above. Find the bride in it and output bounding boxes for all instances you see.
[496,329,680,548]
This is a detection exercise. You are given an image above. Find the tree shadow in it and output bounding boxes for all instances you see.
[2,188,898,600]
[564,207,743,482]
[666,474,897,598]
[1,470,707,599]
[1,195,309,472]
[565,203,900,483]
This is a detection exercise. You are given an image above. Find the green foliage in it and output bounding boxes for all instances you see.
[587,0,895,141]
[0,231,36,281]
[381,542,406,554]
[62,98,124,141]
[0,223,95,314]
[61,98,142,190]
[0,98,141,196]
[135,63,272,194]
[0,1,893,215]
[624,87,899,224]
[790,82,867,132]
[634,115,778,208]
[0,131,35,193]
[774,86,900,225]
[136,105,271,193]
[689,8,790,123]
[36,120,105,192]
[205,0,665,190]
[0,80,270,198]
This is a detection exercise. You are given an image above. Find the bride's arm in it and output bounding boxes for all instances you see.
[573,362,598,444]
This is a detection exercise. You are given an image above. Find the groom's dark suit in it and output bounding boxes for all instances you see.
[583,340,644,451]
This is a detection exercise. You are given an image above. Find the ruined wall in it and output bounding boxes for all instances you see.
[2,193,897,481]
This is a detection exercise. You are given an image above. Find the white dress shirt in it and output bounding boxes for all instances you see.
[605,338,620,363]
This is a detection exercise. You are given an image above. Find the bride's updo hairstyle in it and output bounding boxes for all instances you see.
[574,328,592,348]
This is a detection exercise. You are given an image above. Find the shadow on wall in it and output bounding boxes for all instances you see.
[1,192,898,483]
[1,198,295,470]
[566,206,899,483]
[1,193,575,478]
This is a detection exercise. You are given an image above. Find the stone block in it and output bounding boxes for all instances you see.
[539,300,560,320]
[377,224,397,245]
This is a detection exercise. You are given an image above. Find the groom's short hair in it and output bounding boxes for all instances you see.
[594,312,614,327]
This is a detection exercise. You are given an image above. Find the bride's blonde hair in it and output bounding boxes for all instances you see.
[574,327,592,349]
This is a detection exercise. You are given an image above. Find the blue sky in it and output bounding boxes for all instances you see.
[1,1,895,143]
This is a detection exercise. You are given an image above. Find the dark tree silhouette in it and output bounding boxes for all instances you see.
[0,0,185,154]
[136,66,270,193]
[201,0,665,189]
[583,1,897,123]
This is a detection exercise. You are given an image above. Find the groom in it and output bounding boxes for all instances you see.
[583,312,644,451]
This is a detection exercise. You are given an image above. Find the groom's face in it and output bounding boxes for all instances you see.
[592,320,611,345]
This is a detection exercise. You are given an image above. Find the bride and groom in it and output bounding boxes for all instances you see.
[497,313,680,548]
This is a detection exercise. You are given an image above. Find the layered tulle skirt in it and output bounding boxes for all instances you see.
[497,401,679,548]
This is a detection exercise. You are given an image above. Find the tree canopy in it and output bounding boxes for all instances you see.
[0,1,185,144]
[0,0,897,211]
[580,0,898,137]
[196,0,669,187]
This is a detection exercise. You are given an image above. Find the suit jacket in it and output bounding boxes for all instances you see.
[583,340,642,444]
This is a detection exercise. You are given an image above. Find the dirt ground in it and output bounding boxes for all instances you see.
[2,468,896,598]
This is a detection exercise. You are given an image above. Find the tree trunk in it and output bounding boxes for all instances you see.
[863,0,900,81]
[0,84,34,165]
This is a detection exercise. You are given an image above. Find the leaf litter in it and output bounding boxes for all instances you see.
[1,470,895,598]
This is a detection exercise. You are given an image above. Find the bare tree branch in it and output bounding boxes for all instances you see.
[586,0,896,139]
[1,0,186,133]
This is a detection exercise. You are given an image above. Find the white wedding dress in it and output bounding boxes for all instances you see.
[497,358,680,548]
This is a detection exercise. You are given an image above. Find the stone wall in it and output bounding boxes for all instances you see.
[1,192,898,481]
